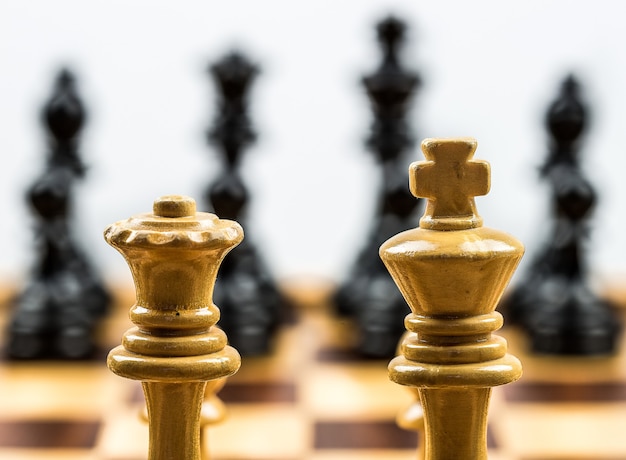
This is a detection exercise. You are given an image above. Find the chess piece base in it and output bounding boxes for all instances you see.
[531,326,620,355]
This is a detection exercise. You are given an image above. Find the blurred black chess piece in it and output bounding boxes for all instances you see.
[333,16,423,358]
[7,69,111,360]
[500,75,620,354]
[204,51,285,356]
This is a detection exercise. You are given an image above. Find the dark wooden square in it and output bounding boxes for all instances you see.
[0,419,100,448]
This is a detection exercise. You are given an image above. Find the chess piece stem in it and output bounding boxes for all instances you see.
[381,138,523,460]
[105,195,242,460]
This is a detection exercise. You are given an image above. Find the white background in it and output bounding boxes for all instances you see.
[0,0,624,291]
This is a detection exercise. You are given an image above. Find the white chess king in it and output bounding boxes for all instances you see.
[381,137,524,460]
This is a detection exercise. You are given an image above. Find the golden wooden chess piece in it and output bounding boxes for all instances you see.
[396,332,425,460]
[105,195,243,460]
[381,138,524,460]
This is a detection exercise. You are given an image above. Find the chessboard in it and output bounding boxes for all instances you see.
[0,278,625,460]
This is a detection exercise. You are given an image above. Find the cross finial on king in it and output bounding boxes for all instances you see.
[410,137,490,230]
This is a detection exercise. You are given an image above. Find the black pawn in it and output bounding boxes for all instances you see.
[334,16,423,358]
[7,69,111,360]
[205,52,284,356]
[501,75,620,355]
